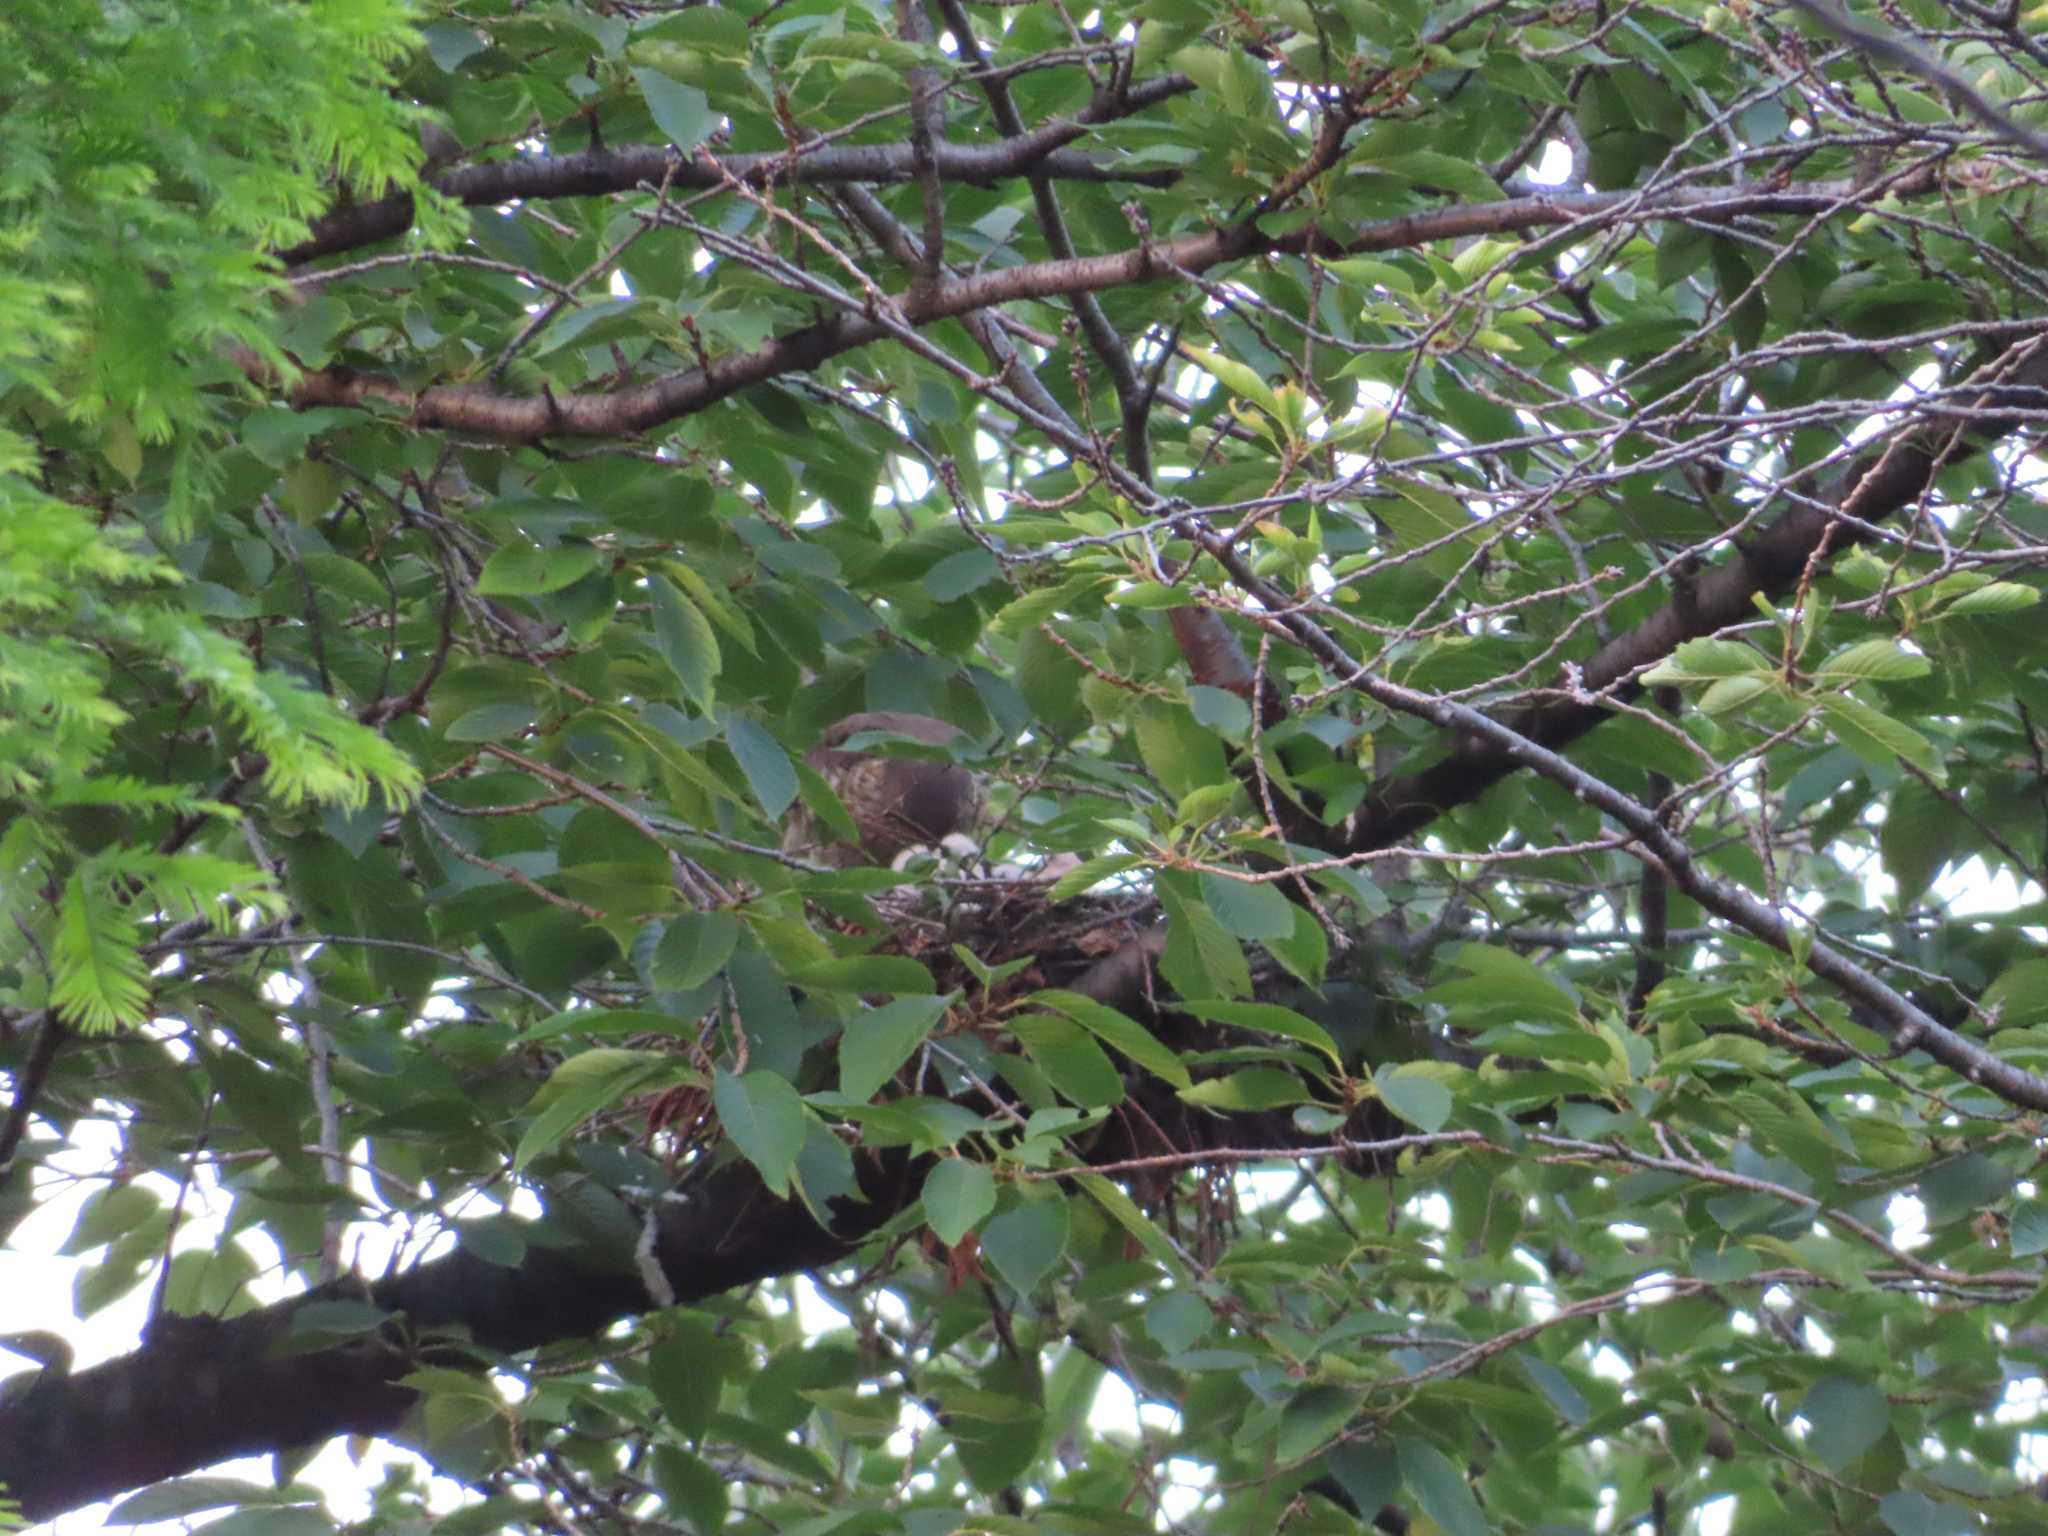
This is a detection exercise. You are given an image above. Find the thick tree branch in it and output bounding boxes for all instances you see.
[0,1158,893,1521]
[263,175,1919,442]
[1179,357,2048,1110]
[281,77,1196,266]
[0,1032,1338,1520]
[1333,339,2048,855]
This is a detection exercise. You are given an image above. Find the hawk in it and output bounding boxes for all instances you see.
[789,712,985,868]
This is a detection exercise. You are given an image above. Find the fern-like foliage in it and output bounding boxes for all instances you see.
[47,868,150,1036]
[0,0,436,1034]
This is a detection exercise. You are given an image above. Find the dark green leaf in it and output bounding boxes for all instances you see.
[722,712,798,819]
[1395,1438,1486,1536]
[1798,1375,1887,1470]
[634,69,715,150]
[923,1158,996,1247]
[838,994,951,1101]
[712,1068,808,1198]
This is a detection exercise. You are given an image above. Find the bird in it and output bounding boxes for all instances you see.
[788,712,984,868]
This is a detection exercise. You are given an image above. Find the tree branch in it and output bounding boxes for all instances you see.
[261,175,1924,442]
[1179,358,2048,1110]
[0,1156,892,1521]
[1332,338,2048,856]
[281,77,1196,266]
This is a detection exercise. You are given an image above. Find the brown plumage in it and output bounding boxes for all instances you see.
[789,712,984,867]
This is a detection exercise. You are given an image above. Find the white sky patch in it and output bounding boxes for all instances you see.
[1588,1343,1633,1384]
[1887,1193,1929,1250]
[1529,139,1576,187]
[1695,1492,1736,1536]
[1088,1368,1182,1438]
[1800,1315,1835,1356]
[1845,361,1942,450]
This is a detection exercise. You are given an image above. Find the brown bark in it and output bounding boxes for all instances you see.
[261,176,1900,443]
[0,1159,882,1521]
[281,77,1196,267]
[1330,340,2048,856]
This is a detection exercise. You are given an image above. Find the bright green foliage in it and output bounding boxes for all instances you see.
[11,0,2048,1533]
[0,0,428,454]
[0,0,427,1031]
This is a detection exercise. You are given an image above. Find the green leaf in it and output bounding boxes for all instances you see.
[1812,638,1931,682]
[1326,1443,1401,1523]
[1817,694,1945,782]
[652,1444,729,1532]
[1880,776,1956,909]
[107,1480,285,1524]
[1198,869,1296,940]
[475,543,601,597]
[650,575,721,712]
[838,994,951,1101]
[1176,999,1342,1066]
[634,68,715,150]
[1425,943,1580,1024]
[1186,684,1252,738]
[1798,1375,1887,1470]
[923,1158,996,1247]
[1640,638,1772,682]
[981,1197,1069,1293]
[1263,902,1330,988]
[1178,343,1282,417]
[789,954,936,995]
[924,547,999,602]
[936,1383,1045,1494]
[1277,1386,1358,1466]
[1009,1014,1125,1107]
[1048,852,1144,902]
[1106,581,1194,609]
[1363,149,1502,202]
[648,1320,727,1443]
[1375,1064,1454,1132]
[1032,989,1193,1088]
[1179,1067,1312,1109]
[1878,1489,1979,1536]
[1376,481,1477,579]
[444,701,541,743]
[51,868,149,1034]
[722,712,798,819]
[515,1049,673,1170]
[61,1183,162,1254]
[1939,580,2039,616]
[1395,1438,1486,1536]
[1696,674,1776,715]
[1986,958,2048,1028]
[713,1068,809,1198]
[1075,1172,1188,1280]
[1157,870,1251,1001]
[650,912,741,991]
[2012,1198,2048,1257]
